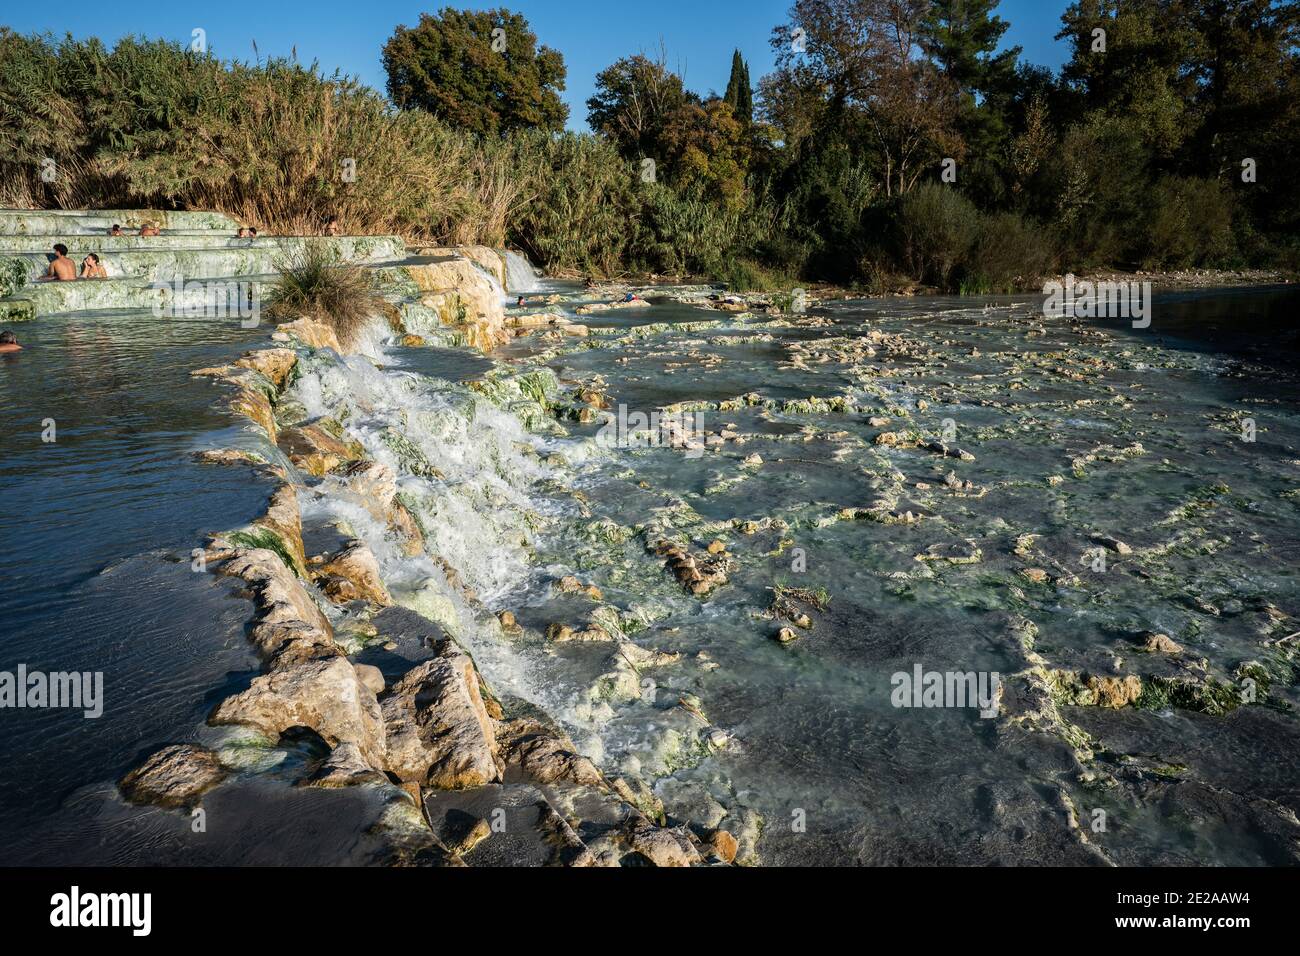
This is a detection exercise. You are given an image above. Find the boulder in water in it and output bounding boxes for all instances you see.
[625,824,702,867]
[235,348,298,390]
[277,421,364,476]
[300,741,387,789]
[273,317,342,353]
[316,539,392,607]
[214,547,336,663]
[120,744,227,809]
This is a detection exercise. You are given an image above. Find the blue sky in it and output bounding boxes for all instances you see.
[2,0,1074,131]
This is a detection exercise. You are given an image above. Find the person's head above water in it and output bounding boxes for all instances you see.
[53,243,68,257]
[0,330,18,346]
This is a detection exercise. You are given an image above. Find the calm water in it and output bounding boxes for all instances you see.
[2,285,1298,865]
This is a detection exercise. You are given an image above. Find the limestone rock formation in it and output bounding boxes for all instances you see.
[401,259,508,350]
[382,642,502,790]
[210,656,386,769]
[214,547,336,664]
[317,539,392,607]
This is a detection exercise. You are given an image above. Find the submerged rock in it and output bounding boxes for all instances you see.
[626,823,702,867]
[382,642,502,790]
[1088,675,1144,708]
[497,719,604,788]
[706,828,739,864]
[301,742,387,789]
[1141,632,1185,655]
[120,744,227,809]
[654,539,730,597]
[278,422,364,477]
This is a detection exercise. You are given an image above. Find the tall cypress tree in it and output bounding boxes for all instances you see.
[723,49,753,125]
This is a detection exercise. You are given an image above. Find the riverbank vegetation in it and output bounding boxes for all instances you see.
[2,1,1297,292]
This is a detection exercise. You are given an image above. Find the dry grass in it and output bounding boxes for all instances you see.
[264,242,386,349]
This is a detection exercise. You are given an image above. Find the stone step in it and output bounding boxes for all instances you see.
[4,253,444,318]
[0,208,242,235]
[0,234,386,253]
[5,236,407,282]
[10,273,276,317]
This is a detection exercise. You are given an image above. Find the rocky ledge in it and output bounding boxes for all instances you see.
[124,295,745,866]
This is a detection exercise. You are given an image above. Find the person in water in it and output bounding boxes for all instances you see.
[236,227,249,238]
[0,330,21,353]
[139,222,161,237]
[38,244,77,282]
[517,296,527,307]
[81,253,108,279]
[323,215,341,237]
[109,224,122,237]
[623,291,642,303]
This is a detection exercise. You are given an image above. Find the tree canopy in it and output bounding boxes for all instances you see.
[383,7,568,134]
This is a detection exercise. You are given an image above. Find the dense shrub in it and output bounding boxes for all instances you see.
[502,132,639,275]
[265,242,387,349]
[895,184,981,289]
[632,184,746,276]
[1139,176,1236,269]
[1047,114,1151,269]
[964,211,1057,292]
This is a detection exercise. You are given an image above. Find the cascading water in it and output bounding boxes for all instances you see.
[503,249,542,294]
[280,333,588,727]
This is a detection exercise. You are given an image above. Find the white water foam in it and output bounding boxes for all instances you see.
[503,250,542,294]
[285,338,580,714]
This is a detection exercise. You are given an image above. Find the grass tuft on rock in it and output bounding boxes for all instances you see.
[266,242,386,351]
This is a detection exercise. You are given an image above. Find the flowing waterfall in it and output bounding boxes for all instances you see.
[283,341,565,711]
[504,250,542,294]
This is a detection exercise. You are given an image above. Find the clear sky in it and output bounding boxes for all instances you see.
[1,0,1075,131]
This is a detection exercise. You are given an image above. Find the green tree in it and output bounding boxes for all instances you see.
[767,0,959,196]
[1057,0,1198,157]
[920,0,1019,96]
[382,7,568,134]
[723,49,753,125]
[1181,0,1300,235]
[920,0,1020,160]
[587,52,695,162]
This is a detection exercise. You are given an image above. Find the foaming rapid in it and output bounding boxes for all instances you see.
[282,325,572,712]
